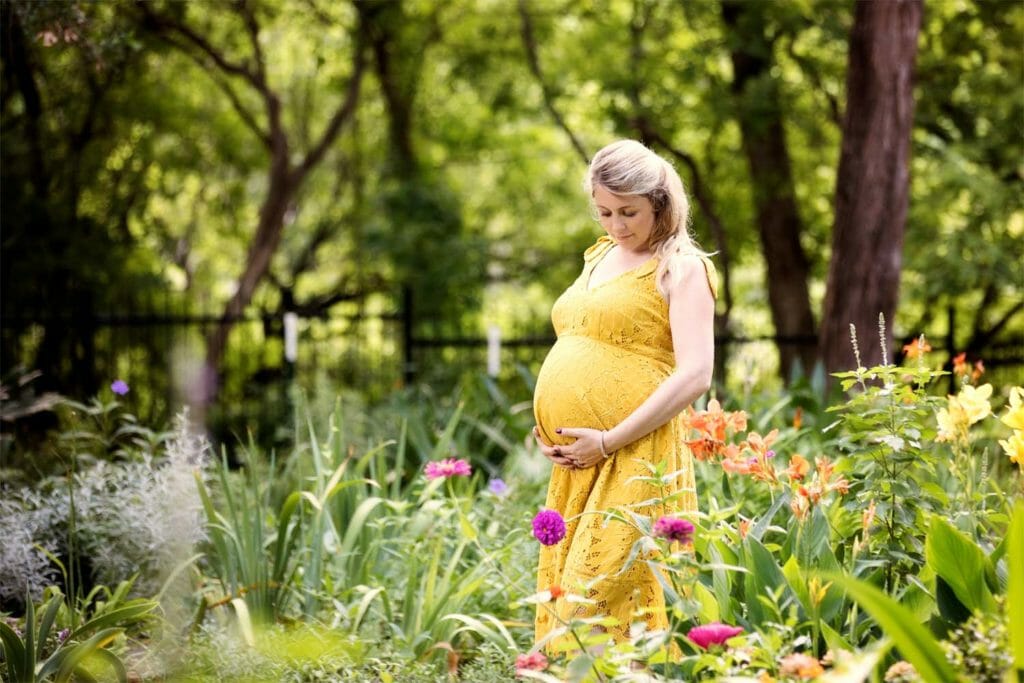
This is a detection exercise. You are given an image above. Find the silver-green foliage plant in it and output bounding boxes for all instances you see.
[0,410,210,605]
[0,493,62,605]
[75,412,210,596]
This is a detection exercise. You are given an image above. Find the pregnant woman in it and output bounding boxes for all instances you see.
[532,139,717,651]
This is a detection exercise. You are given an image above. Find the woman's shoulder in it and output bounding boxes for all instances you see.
[666,252,719,301]
[582,235,615,262]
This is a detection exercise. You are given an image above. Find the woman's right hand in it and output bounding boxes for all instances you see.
[532,426,575,468]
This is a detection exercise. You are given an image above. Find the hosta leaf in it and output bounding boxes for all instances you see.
[925,515,997,614]
[831,574,959,683]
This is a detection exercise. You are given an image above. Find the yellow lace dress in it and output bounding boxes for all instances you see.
[533,235,718,651]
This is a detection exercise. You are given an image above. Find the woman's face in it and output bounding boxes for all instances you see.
[592,184,656,254]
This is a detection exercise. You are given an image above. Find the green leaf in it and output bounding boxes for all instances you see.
[819,620,853,654]
[709,544,734,622]
[24,590,35,676]
[1007,500,1024,671]
[82,647,128,683]
[925,515,997,614]
[782,555,811,616]
[693,581,720,623]
[0,619,28,682]
[743,537,792,624]
[831,574,960,683]
[36,594,63,660]
[67,601,157,643]
[566,652,597,682]
[44,627,123,682]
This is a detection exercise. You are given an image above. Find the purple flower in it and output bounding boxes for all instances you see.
[532,509,566,546]
[424,458,472,480]
[57,628,70,643]
[110,379,129,395]
[652,516,695,544]
[687,622,743,650]
[487,478,509,496]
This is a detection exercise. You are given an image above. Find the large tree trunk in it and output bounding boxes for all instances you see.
[819,0,922,376]
[720,0,818,383]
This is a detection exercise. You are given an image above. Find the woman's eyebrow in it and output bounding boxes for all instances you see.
[595,203,640,211]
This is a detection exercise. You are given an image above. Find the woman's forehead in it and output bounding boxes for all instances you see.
[592,184,647,208]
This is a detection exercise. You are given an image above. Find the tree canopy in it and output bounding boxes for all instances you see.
[2,0,1021,427]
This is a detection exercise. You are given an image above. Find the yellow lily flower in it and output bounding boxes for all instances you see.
[936,398,968,442]
[956,383,992,425]
[999,431,1024,467]
[1000,387,1024,431]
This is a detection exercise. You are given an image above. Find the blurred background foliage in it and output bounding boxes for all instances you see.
[1,0,1021,453]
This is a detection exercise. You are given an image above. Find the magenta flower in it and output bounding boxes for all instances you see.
[652,516,695,543]
[687,622,743,649]
[532,509,566,546]
[515,651,548,676]
[424,458,472,480]
[110,379,129,395]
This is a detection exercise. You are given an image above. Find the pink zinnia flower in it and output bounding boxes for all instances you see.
[687,622,743,649]
[532,509,566,545]
[424,458,472,480]
[652,516,695,543]
[515,651,548,677]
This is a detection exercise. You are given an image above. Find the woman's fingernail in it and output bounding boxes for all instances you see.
[555,428,562,434]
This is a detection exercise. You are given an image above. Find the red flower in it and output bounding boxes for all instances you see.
[687,622,743,649]
[515,651,548,677]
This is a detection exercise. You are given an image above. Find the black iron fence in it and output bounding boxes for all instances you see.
[3,295,1022,443]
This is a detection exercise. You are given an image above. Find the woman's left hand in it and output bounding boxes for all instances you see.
[554,427,608,469]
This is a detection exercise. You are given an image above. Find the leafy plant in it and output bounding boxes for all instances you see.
[829,326,950,594]
[0,585,157,683]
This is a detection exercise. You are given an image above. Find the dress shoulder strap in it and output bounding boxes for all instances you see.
[582,235,615,263]
[697,256,720,301]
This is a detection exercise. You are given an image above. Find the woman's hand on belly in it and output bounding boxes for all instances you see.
[551,426,606,469]
[532,426,575,469]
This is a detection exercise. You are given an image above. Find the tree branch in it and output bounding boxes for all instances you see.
[783,33,841,127]
[625,1,734,315]
[295,33,367,180]
[137,2,256,84]
[235,0,268,86]
[163,33,271,146]
[517,0,589,165]
[968,298,1024,351]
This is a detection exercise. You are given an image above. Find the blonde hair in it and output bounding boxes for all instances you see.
[583,139,711,298]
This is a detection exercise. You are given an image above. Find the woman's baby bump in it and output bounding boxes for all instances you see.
[533,336,667,445]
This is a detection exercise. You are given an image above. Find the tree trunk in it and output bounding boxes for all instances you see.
[819,0,922,376]
[137,3,367,407]
[720,0,818,383]
[203,122,293,399]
